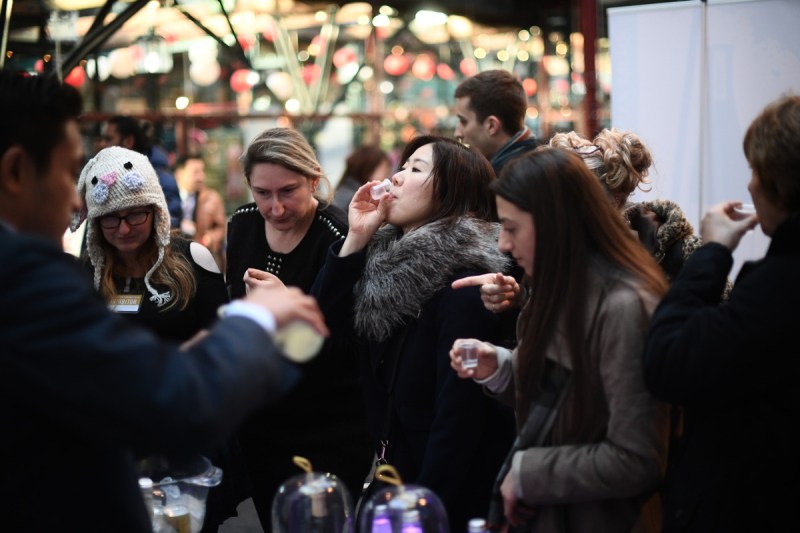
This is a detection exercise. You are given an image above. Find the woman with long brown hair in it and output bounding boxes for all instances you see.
[451,147,670,533]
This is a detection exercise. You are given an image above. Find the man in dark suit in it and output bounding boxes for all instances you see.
[0,70,328,532]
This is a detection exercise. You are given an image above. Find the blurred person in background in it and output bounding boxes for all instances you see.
[174,153,228,271]
[226,127,373,531]
[454,69,538,175]
[311,135,516,532]
[451,147,669,533]
[98,115,182,228]
[642,94,800,533]
[332,143,392,211]
[0,69,327,533]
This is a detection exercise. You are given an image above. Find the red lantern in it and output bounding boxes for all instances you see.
[411,54,435,81]
[64,66,86,88]
[383,54,409,76]
[522,77,538,96]
[302,64,320,86]
[310,35,326,56]
[459,58,478,77]
[333,47,358,69]
[238,35,255,52]
[230,68,257,93]
[262,21,277,42]
[436,63,455,81]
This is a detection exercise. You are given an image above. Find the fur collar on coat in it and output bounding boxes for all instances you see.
[623,199,701,269]
[354,216,510,342]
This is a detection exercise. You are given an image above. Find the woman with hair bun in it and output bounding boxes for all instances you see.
[551,128,707,284]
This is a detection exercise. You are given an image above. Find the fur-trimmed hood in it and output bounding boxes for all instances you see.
[623,199,701,267]
[354,217,510,342]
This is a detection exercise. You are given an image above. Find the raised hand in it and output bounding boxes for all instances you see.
[340,181,391,256]
[701,201,759,252]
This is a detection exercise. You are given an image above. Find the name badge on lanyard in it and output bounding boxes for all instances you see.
[109,294,143,314]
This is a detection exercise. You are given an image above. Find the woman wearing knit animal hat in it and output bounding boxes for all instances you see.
[73,145,236,529]
[72,145,228,342]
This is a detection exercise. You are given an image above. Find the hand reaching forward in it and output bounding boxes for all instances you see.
[700,201,759,252]
[451,272,521,313]
[340,180,391,256]
[449,338,499,380]
[243,284,329,338]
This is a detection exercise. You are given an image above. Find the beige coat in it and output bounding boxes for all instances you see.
[493,269,669,533]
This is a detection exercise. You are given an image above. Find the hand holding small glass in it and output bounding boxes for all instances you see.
[702,201,760,251]
[340,181,392,256]
[450,339,498,379]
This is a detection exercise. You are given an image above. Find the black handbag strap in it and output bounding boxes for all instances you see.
[376,324,410,465]
[487,360,572,532]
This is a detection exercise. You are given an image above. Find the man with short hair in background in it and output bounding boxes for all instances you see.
[175,153,228,271]
[454,69,538,174]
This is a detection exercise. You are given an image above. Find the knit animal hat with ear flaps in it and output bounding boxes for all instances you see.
[70,146,172,307]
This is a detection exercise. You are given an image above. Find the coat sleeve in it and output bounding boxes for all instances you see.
[0,237,299,456]
[516,287,668,504]
[643,242,794,406]
[309,240,366,335]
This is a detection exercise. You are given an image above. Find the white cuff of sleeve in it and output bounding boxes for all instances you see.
[474,345,513,393]
[511,451,525,500]
[221,300,277,335]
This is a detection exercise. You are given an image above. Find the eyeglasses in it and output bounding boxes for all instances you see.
[98,210,152,229]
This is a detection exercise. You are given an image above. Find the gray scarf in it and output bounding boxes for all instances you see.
[354,217,511,342]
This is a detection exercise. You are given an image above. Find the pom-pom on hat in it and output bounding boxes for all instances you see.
[70,146,172,307]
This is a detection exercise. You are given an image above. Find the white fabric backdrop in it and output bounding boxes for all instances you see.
[608,0,800,277]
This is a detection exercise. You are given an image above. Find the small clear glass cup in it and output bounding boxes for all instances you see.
[370,179,392,200]
[734,203,756,215]
[459,340,479,370]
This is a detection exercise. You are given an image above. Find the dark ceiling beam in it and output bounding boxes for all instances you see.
[214,0,249,66]
[60,0,150,77]
[0,0,13,69]
[173,0,252,69]
[86,0,115,35]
